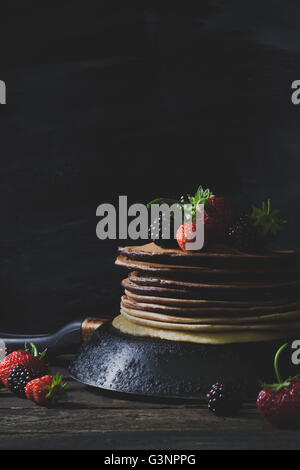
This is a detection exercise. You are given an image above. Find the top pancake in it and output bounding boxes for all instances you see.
[118,243,300,270]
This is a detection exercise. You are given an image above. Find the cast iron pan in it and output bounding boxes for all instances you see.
[68,320,299,401]
[1,318,298,401]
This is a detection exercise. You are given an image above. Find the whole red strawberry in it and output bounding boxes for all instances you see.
[25,373,69,406]
[176,221,209,251]
[0,343,47,387]
[257,343,300,428]
[147,186,234,246]
[205,196,235,241]
[178,187,234,242]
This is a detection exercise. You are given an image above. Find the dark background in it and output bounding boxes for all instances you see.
[0,1,300,333]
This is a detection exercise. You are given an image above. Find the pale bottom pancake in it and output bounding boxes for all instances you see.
[113,314,300,344]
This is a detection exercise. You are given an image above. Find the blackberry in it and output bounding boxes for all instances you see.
[8,365,36,397]
[227,214,260,251]
[148,212,178,248]
[206,381,243,416]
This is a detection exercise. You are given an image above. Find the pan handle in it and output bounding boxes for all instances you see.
[0,317,110,355]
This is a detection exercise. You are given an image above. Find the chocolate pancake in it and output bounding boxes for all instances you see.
[129,270,300,289]
[118,243,300,269]
[124,290,278,307]
[116,255,213,274]
[121,295,300,318]
[122,277,300,302]
[116,255,300,282]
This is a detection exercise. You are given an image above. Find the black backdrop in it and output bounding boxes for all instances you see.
[1,1,300,333]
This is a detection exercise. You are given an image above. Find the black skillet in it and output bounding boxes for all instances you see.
[1,317,298,401]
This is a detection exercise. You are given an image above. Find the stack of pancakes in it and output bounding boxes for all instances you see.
[114,242,300,344]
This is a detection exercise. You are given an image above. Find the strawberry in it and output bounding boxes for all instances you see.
[0,343,47,387]
[257,343,300,428]
[25,373,69,406]
[176,222,197,251]
[178,187,234,241]
[205,196,235,241]
[176,221,209,251]
[148,186,235,244]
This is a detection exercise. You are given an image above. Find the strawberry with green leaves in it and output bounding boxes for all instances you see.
[180,186,235,237]
[0,343,47,387]
[257,343,300,428]
[25,373,69,406]
[147,185,234,250]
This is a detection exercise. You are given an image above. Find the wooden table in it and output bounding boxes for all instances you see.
[0,357,299,450]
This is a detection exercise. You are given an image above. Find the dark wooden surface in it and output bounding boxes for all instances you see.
[0,357,299,450]
[1,2,300,336]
